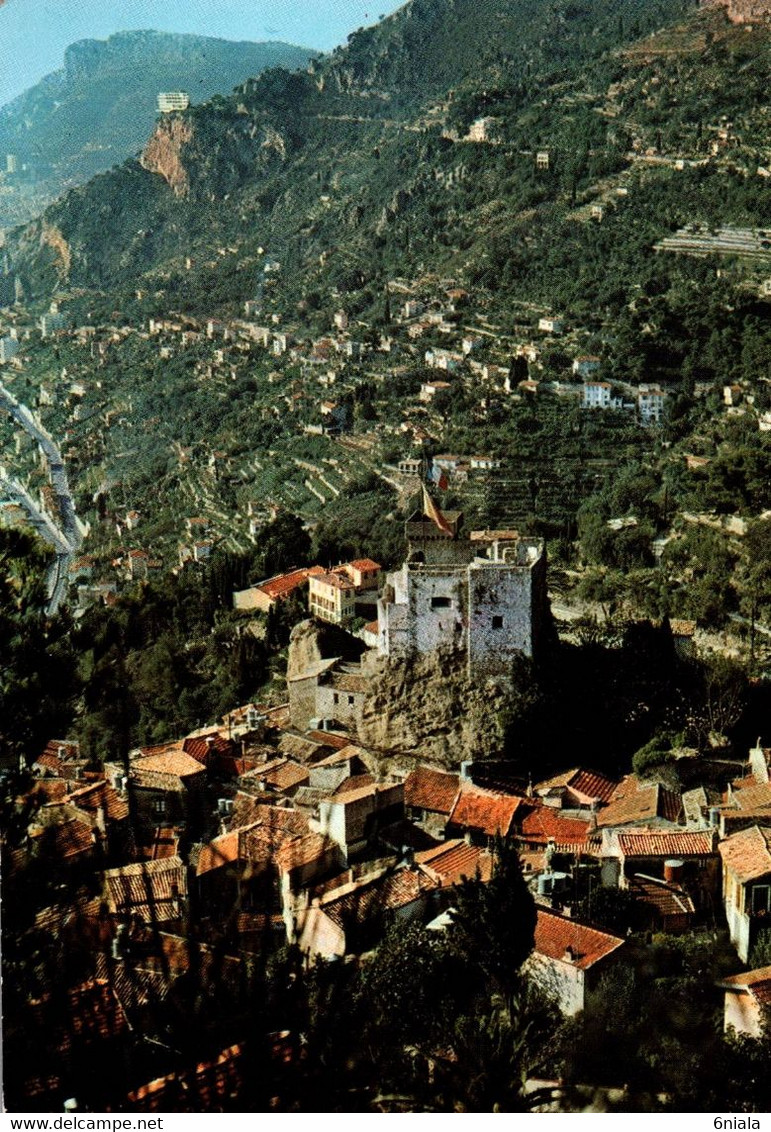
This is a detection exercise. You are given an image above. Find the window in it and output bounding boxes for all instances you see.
[431,596,451,609]
[752,885,771,914]
[333,693,339,705]
[492,615,504,630]
[153,799,167,817]
[348,695,355,705]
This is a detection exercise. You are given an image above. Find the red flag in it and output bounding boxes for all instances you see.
[422,484,453,536]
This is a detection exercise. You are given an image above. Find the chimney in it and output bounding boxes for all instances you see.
[563,945,575,963]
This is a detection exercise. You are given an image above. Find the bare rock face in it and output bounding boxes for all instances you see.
[140,116,194,197]
[287,619,326,680]
[39,223,72,280]
[704,0,771,20]
[358,645,510,769]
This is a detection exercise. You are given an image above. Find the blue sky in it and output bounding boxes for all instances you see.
[0,0,405,107]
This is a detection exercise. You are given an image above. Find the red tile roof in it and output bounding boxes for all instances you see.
[719,825,771,882]
[103,857,188,921]
[320,867,438,930]
[534,909,625,970]
[124,1044,245,1112]
[29,817,95,861]
[347,558,381,572]
[448,783,524,838]
[416,839,492,884]
[405,767,460,816]
[131,748,206,790]
[183,730,236,765]
[65,779,129,823]
[627,874,695,919]
[257,566,325,602]
[616,830,715,858]
[719,965,771,1005]
[596,776,682,828]
[274,832,339,872]
[333,772,375,796]
[517,804,590,845]
[263,759,310,793]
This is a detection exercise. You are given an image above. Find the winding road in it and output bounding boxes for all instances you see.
[0,380,86,614]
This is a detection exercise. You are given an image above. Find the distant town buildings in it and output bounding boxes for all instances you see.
[157,91,190,113]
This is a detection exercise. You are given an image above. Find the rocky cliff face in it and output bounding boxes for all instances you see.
[140,116,194,198]
[359,646,511,770]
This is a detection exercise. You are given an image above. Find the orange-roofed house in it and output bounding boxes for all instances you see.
[296,865,440,958]
[447,783,524,846]
[534,767,617,812]
[233,566,325,613]
[601,828,719,909]
[308,570,356,626]
[405,766,460,836]
[515,803,590,850]
[595,775,682,831]
[128,745,208,842]
[719,825,771,961]
[526,908,625,1016]
[333,559,382,592]
[718,965,771,1037]
[311,780,404,861]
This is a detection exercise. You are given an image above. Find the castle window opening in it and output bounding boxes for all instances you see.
[431,596,452,609]
[492,615,504,629]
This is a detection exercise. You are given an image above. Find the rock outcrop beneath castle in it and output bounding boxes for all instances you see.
[358,645,514,769]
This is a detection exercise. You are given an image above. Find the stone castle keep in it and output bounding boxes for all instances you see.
[375,509,547,680]
[288,505,547,737]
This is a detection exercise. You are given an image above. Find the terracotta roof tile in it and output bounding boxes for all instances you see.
[65,779,129,823]
[263,759,309,793]
[448,783,523,838]
[405,767,460,815]
[719,825,771,882]
[320,867,438,930]
[416,838,492,884]
[534,909,625,970]
[333,772,375,796]
[274,832,339,872]
[131,749,206,790]
[535,767,617,805]
[347,558,381,572]
[628,874,695,918]
[596,776,682,828]
[517,805,590,845]
[103,857,187,921]
[124,1044,244,1112]
[616,830,715,858]
[720,964,771,1000]
[257,566,325,601]
[29,817,95,861]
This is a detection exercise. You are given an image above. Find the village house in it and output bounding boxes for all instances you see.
[637,384,667,424]
[296,863,441,959]
[288,656,370,733]
[526,909,625,1016]
[538,316,563,334]
[233,566,325,613]
[582,381,621,410]
[718,966,771,1037]
[308,571,356,626]
[719,824,771,962]
[404,767,461,837]
[446,782,525,846]
[124,745,208,843]
[595,776,683,833]
[572,356,602,378]
[534,767,617,812]
[310,779,404,861]
[102,856,188,928]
